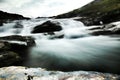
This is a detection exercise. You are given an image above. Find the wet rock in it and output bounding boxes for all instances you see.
[88,26,102,30]
[0,66,119,80]
[0,35,36,58]
[0,35,36,67]
[0,41,20,67]
[0,51,20,67]
[31,20,62,33]
[0,35,35,47]
[108,24,120,34]
[90,30,112,36]
[102,24,116,29]
[89,23,120,35]
[0,41,10,51]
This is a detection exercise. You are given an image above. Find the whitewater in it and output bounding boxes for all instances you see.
[0,18,120,74]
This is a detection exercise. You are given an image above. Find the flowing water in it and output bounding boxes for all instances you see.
[0,18,120,74]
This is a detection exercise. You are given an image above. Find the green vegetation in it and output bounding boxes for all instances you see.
[76,0,120,16]
[56,0,120,25]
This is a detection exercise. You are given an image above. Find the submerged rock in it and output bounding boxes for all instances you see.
[31,20,62,33]
[0,66,119,80]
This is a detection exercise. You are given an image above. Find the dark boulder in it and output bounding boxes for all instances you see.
[31,20,62,33]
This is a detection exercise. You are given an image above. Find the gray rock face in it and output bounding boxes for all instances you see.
[0,66,119,80]
[31,20,62,33]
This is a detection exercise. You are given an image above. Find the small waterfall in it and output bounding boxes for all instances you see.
[0,18,120,73]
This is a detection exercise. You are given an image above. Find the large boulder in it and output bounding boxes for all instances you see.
[31,20,62,33]
[0,66,119,80]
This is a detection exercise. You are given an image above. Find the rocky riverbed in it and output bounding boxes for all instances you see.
[0,66,119,80]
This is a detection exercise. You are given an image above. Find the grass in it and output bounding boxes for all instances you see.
[56,0,120,18]
[56,0,120,25]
